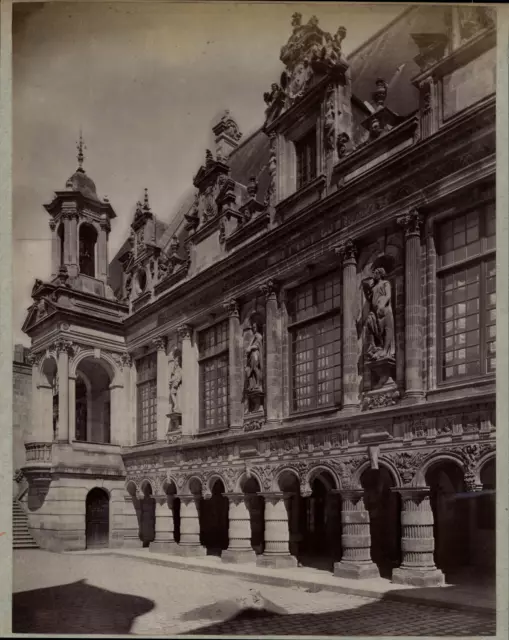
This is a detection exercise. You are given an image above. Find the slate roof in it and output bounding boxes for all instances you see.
[108,5,450,296]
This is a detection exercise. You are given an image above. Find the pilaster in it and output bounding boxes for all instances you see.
[397,210,426,404]
[56,340,73,443]
[179,325,198,436]
[49,219,59,278]
[391,488,445,587]
[335,239,360,412]
[261,280,283,424]
[68,212,79,277]
[153,337,169,441]
[224,300,243,429]
[333,489,380,579]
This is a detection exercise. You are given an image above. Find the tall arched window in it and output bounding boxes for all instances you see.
[58,223,64,267]
[79,223,98,277]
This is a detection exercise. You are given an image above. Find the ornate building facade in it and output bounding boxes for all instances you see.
[19,6,496,586]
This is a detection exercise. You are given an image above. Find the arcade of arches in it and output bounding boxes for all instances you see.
[123,457,495,585]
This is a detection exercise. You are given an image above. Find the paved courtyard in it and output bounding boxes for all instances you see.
[13,550,495,636]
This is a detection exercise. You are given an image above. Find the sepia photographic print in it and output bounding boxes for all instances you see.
[7,1,507,637]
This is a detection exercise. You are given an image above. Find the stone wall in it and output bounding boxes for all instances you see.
[13,344,32,473]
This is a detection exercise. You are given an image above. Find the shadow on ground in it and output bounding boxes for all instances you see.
[181,586,496,637]
[13,579,155,635]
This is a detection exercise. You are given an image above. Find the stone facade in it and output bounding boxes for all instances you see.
[18,6,496,584]
[13,345,32,482]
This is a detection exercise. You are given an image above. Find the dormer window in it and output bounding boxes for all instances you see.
[296,128,317,189]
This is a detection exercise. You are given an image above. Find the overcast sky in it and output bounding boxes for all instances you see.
[13,1,404,346]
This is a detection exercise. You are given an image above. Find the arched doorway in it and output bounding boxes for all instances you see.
[200,479,229,556]
[476,458,495,577]
[79,223,97,277]
[276,470,301,559]
[426,460,468,579]
[86,488,110,549]
[361,466,401,578]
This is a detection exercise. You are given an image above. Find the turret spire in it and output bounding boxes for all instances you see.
[77,130,86,172]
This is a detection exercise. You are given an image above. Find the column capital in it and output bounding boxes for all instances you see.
[397,209,422,238]
[152,336,167,351]
[335,239,357,266]
[223,298,240,318]
[334,487,364,500]
[390,486,430,501]
[177,324,193,340]
[224,492,247,505]
[49,218,57,231]
[259,491,285,504]
[260,278,279,301]
[179,494,201,506]
[28,351,44,367]
[53,339,74,356]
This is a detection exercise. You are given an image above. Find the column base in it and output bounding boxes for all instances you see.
[392,566,445,587]
[221,548,256,564]
[333,561,380,580]
[256,553,298,569]
[149,540,179,554]
[123,538,143,549]
[400,392,426,406]
[176,544,207,557]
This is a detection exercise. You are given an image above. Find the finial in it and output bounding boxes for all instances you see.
[143,188,150,212]
[77,130,86,172]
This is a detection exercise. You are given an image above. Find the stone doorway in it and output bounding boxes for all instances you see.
[361,467,401,578]
[85,488,109,549]
[426,461,469,580]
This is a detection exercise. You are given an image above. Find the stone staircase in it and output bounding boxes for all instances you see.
[13,499,38,549]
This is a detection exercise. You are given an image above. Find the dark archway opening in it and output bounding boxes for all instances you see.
[243,476,264,555]
[361,467,401,579]
[426,461,469,580]
[298,473,341,572]
[200,480,229,556]
[79,223,97,278]
[58,222,64,267]
[140,484,156,548]
[86,488,109,549]
[475,459,496,580]
[75,376,88,442]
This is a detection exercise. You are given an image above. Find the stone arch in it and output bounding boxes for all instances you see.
[161,478,178,496]
[272,466,301,493]
[417,451,466,487]
[353,458,401,489]
[205,472,227,498]
[78,221,98,278]
[477,451,496,487]
[125,480,138,497]
[306,464,341,492]
[182,474,203,496]
[235,470,262,494]
[140,479,154,497]
[70,349,121,386]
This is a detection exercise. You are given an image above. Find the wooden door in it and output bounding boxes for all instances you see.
[86,489,109,549]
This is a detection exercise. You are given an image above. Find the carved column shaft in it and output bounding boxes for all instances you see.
[109,382,125,446]
[256,494,297,568]
[392,489,444,586]
[149,498,177,553]
[68,375,76,442]
[123,496,142,548]
[178,497,206,556]
[57,348,69,442]
[225,302,243,428]
[264,283,282,423]
[179,326,197,436]
[399,212,425,402]
[337,241,359,411]
[69,215,78,277]
[333,490,379,579]
[222,495,256,563]
[97,226,108,282]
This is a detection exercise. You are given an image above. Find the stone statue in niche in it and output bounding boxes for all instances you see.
[243,316,264,414]
[361,267,395,362]
[168,349,182,414]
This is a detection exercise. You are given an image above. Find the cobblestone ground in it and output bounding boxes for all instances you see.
[13,550,495,636]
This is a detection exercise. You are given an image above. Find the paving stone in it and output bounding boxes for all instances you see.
[13,550,495,636]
